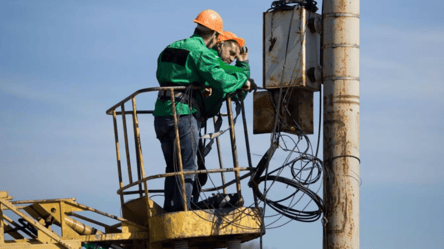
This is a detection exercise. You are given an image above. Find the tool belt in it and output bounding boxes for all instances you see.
[157,82,195,101]
[157,89,185,100]
[157,83,203,118]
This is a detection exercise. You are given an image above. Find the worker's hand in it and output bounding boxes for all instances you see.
[247,78,257,92]
[243,78,257,93]
[237,46,248,62]
[203,87,212,97]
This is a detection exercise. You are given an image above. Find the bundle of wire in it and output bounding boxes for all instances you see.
[252,0,325,227]
[251,114,325,224]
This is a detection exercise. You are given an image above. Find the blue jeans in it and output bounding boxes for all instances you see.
[154,115,201,212]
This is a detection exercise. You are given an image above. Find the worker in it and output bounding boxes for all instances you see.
[204,31,252,118]
[192,31,254,206]
[153,9,254,213]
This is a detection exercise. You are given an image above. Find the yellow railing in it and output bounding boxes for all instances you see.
[106,87,254,212]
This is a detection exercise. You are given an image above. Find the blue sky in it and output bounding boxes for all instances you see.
[1,0,444,248]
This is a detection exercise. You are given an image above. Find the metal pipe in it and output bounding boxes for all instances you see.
[112,110,125,207]
[116,110,153,115]
[130,99,151,219]
[322,0,360,248]
[11,198,76,204]
[240,98,253,170]
[226,96,243,206]
[66,212,110,230]
[121,104,134,184]
[106,86,189,115]
[170,89,188,211]
[63,202,147,231]
[64,216,103,235]
[131,97,144,197]
[240,97,260,209]
[213,116,227,195]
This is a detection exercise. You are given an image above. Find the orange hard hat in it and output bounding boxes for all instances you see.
[194,9,223,34]
[217,31,245,48]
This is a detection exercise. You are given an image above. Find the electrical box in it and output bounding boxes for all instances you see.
[263,6,322,91]
[253,89,314,135]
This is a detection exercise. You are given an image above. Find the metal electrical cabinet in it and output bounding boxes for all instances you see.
[253,89,314,135]
[254,5,321,135]
[263,6,322,91]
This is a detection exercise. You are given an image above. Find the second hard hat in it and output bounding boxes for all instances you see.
[217,31,245,48]
[194,9,223,34]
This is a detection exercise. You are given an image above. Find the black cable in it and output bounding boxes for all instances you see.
[267,0,318,13]
[254,175,323,222]
[324,155,361,165]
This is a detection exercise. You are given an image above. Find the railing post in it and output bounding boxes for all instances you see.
[121,104,134,184]
[240,97,253,170]
[112,110,125,207]
[169,89,188,211]
[131,97,150,220]
[213,116,227,195]
[131,97,144,197]
[240,96,259,208]
[226,95,243,206]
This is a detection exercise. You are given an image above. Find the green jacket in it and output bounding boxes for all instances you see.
[153,34,248,117]
[202,49,250,118]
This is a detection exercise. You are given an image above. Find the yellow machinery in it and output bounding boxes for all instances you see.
[0,87,263,249]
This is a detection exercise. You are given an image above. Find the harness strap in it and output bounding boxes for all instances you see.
[200,93,243,157]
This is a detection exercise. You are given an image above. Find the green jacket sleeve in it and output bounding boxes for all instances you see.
[235,60,250,79]
[192,50,248,94]
[231,60,250,101]
[221,60,249,101]
[218,59,248,75]
[216,59,250,100]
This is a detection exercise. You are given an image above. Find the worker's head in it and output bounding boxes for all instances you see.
[194,24,219,48]
[193,10,223,48]
[214,41,239,64]
[214,31,245,64]
[217,31,245,48]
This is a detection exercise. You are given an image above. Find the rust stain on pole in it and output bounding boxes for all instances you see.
[323,0,360,247]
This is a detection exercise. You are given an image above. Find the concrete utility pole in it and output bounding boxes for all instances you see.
[322,0,360,247]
